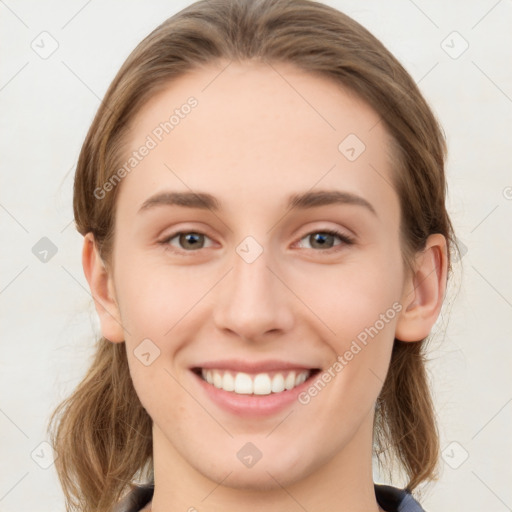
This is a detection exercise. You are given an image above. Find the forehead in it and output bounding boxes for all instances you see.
[117,60,399,223]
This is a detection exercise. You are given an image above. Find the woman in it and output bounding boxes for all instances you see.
[48,1,457,511]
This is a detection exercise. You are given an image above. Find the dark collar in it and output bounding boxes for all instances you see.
[114,482,426,512]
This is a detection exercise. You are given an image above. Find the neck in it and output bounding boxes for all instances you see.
[148,409,383,512]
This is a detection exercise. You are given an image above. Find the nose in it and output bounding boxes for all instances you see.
[212,243,295,341]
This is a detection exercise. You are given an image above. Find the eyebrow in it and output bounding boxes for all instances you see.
[138,189,377,216]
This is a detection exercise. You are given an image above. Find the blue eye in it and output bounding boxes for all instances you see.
[296,230,354,251]
[159,229,354,254]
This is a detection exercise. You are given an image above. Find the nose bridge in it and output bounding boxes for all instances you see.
[212,238,293,338]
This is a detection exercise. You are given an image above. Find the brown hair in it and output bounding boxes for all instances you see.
[47,0,457,510]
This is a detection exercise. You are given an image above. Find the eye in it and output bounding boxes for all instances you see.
[296,229,355,252]
[160,231,214,252]
[159,228,354,255]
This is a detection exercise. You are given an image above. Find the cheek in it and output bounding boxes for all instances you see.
[114,259,216,412]
[298,250,402,398]
[114,255,209,337]
[299,250,403,336]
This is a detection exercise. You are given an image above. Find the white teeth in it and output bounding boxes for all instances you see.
[284,372,296,390]
[296,371,308,386]
[200,369,311,395]
[213,372,223,389]
[222,371,235,391]
[271,373,285,393]
[253,373,272,395]
[234,372,253,394]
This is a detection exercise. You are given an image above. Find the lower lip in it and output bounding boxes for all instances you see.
[191,370,317,417]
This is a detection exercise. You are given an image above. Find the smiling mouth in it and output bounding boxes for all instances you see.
[191,367,321,395]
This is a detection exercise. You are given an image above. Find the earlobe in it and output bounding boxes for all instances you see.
[395,233,448,342]
[82,232,125,343]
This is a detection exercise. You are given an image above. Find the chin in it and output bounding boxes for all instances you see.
[197,449,311,492]
[214,465,302,492]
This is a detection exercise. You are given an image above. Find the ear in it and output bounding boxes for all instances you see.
[395,233,448,342]
[82,232,125,343]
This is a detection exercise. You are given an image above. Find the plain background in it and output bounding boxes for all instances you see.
[1,1,511,510]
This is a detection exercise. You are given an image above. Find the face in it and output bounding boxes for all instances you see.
[105,61,410,490]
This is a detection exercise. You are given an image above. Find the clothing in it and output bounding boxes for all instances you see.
[113,482,426,512]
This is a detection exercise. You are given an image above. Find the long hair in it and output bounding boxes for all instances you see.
[47,1,457,510]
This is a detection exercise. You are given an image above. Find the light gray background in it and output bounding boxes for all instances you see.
[1,1,511,511]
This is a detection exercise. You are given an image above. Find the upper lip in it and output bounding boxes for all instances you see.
[191,359,320,373]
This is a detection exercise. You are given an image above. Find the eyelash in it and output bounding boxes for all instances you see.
[158,228,355,255]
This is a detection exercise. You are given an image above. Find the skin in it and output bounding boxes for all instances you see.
[83,60,447,512]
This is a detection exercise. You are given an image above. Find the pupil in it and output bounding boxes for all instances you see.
[312,233,332,249]
[181,233,202,249]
